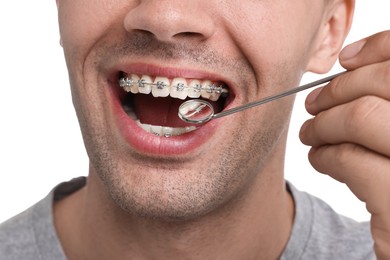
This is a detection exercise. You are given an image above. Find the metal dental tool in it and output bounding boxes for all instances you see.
[178,71,346,124]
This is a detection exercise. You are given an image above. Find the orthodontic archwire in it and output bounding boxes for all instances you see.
[119,77,229,94]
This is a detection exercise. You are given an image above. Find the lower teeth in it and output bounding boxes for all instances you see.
[123,105,197,137]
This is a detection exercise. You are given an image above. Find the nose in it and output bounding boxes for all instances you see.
[124,0,216,43]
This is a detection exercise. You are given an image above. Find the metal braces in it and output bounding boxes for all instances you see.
[119,77,227,94]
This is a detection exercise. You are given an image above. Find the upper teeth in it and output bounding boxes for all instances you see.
[119,74,228,101]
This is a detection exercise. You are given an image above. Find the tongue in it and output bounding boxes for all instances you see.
[133,95,191,127]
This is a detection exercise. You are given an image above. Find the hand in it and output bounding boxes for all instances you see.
[299,31,390,259]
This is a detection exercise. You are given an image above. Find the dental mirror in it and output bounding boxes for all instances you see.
[178,72,345,124]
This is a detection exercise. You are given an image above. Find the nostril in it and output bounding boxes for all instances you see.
[178,32,201,37]
[173,32,206,41]
[123,2,216,43]
[132,29,156,39]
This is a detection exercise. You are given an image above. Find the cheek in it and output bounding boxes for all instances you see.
[222,2,321,76]
[57,0,126,57]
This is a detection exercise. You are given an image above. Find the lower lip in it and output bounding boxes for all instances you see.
[108,83,221,156]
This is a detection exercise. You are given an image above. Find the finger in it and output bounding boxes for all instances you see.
[371,213,390,260]
[305,61,390,115]
[307,143,390,214]
[340,30,390,70]
[309,142,390,259]
[300,96,390,157]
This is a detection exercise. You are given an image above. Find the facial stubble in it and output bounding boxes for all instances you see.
[76,32,293,222]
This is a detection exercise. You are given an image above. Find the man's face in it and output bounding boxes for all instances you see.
[57,0,328,220]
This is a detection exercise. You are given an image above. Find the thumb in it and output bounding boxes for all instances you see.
[339,30,390,70]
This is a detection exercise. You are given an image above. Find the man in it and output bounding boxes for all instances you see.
[1,0,389,259]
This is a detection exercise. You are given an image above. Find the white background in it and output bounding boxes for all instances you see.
[0,1,389,223]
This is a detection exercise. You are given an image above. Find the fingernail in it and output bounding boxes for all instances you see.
[339,40,366,61]
[306,87,322,106]
[299,120,311,141]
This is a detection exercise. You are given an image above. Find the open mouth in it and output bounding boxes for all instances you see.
[117,72,230,137]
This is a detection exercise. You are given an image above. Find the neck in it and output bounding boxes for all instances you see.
[54,149,294,260]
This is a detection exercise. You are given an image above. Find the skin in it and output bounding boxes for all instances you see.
[52,0,390,259]
[300,32,390,259]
